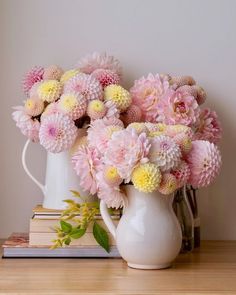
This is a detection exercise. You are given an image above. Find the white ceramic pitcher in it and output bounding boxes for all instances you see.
[100,185,182,269]
[21,130,92,210]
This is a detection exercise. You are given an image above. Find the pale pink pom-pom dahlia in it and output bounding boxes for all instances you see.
[171,161,191,188]
[22,66,44,95]
[96,171,125,208]
[87,119,123,153]
[103,101,120,120]
[158,173,178,195]
[194,108,222,144]
[173,132,192,155]
[12,106,40,142]
[41,102,60,119]
[58,93,87,120]
[91,69,120,89]
[72,146,101,195]
[39,113,78,153]
[120,104,142,126]
[105,128,150,181]
[76,52,122,78]
[130,73,170,122]
[87,100,107,120]
[157,89,200,126]
[29,81,42,97]
[186,140,222,188]
[43,65,64,80]
[148,135,181,172]
[102,116,124,128]
[24,97,45,117]
[170,76,196,88]
[64,73,103,101]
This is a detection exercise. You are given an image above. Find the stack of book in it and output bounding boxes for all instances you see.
[2,205,121,258]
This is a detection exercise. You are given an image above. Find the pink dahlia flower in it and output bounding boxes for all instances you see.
[64,73,103,101]
[41,102,60,120]
[148,135,181,171]
[91,69,120,88]
[186,140,222,188]
[76,52,122,78]
[43,65,64,80]
[130,73,170,122]
[39,113,78,153]
[120,104,142,126]
[72,146,101,195]
[96,171,125,208]
[171,161,191,188]
[87,119,123,154]
[170,76,196,88]
[22,66,44,95]
[12,106,40,142]
[194,108,222,144]
[58,93,87,120]
[105,128,150,181]
[157,89,200,126]
[103,101,120,120]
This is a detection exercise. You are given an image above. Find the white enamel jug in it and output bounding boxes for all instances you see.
[100,185,182,269]
[21,130,92,210]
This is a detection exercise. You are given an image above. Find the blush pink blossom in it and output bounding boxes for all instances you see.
[157,89,200,126]
[96,171,125,208]
[130,73,170,122]
[22,66,44,95]
[72,146,101,195]
[186,140,222,188]
[12,106,40,142]
[87,119,123,153]
[64,73,103,101]
[76,52,122,78]
[194,108,222,144]
[104,128,150,181]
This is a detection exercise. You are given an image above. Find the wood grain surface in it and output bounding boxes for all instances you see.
[0,241,236,294]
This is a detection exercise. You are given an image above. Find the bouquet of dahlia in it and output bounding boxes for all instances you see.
[12,52,136,153]
[72,121,221,208]
[71,72,222,209]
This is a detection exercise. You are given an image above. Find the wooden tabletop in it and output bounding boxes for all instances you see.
[0,241,236,294]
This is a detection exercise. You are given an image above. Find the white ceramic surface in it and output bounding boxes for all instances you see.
[100,185,182,269]
[21,130,92,209]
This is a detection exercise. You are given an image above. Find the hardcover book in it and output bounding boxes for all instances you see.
[2,233,121,258]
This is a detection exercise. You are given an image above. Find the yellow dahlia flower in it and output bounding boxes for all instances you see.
[24,97,44,116]
[87,100,106,119]
[131,163,162,193]
[60,69,80,84]
[37,80,62,102]
[103,166,122,186]
[104,84,131,111]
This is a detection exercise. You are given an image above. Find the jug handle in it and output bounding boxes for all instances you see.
[100,200,117,239]
[21,139,45,194]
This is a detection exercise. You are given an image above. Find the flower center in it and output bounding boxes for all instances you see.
[175,102,186,113]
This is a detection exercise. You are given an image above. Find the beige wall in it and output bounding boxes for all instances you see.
[0,0,235,239]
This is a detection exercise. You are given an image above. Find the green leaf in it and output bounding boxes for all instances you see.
[60,220,72,233]
[70,190,82,199]
[70,228,86,239]
[93,221,110,253]
[64,237,71,246]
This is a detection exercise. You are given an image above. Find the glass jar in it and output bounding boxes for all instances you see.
[173,186,194,252]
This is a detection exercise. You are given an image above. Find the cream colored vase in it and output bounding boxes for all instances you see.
[100,185,182,269]
[21,129,92,210]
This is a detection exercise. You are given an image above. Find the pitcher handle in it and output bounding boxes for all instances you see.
[100,200,117,239]
[21,139,45,193]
